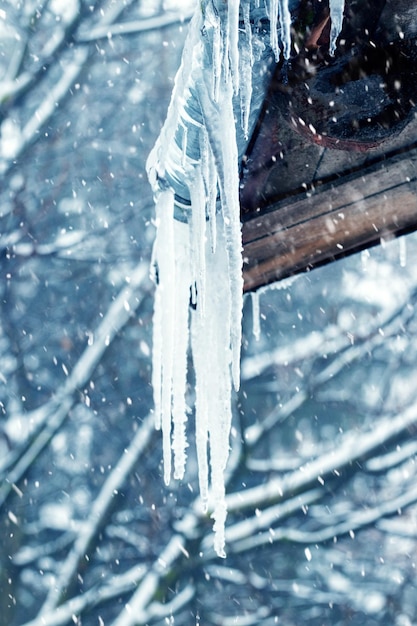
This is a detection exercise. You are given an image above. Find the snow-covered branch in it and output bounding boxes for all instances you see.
[227,400,417,514]
[242,284,417,383]
[76,9,194,43]
[111,534,191,626]
[0,0,178,177]
[19,563,147,626]
[0,1,82,105]
[228,479,417,554]
[243,286,417,448]
[39,411,155,614]
[0,46,89,176]
[0,262,148,506]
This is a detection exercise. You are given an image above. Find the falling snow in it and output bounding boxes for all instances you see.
[4,1,417,624]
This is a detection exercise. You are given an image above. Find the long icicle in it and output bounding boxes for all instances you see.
[195,74,243,391]
[171,222,192,480]
[240,0,254,139]
[152,189,176,485]
[329,0,346,55]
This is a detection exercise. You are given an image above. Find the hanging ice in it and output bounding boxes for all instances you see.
[147,2,243,557]
[329,0,346,55]
[147,0,345,557]
[268,0,292,61]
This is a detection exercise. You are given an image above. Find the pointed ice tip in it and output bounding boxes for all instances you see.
[232,364,241,391]
[216,547,227,559]
[174,467,185,481]
[214,534,227,558]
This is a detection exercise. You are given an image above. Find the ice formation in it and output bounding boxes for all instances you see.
[329,0,345,55]
[147,0,345,557]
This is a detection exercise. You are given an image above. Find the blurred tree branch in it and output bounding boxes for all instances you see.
[0,262,149,506]
[0,1,192,179]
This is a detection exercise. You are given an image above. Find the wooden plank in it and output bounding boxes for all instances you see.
[242,146,417,292]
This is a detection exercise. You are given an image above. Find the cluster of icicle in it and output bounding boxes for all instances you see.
[146,0,345,557]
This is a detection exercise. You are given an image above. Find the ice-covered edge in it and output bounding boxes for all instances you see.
[147,0,345,557]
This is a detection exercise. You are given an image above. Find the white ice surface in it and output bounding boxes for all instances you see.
[329,0,346,54]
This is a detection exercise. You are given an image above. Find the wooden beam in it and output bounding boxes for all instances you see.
[242,146,417,292]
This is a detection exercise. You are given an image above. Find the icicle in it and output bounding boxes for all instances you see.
[191,217,233,557]
[152,196,194,484]
[267,0,292,61]
[399,237,407,269]
[151,190,176,485]
[269,0,280,61]
[195,73,243,392]
[240,0,254,138]
[217,2,231,88]
[206,3,222,102]
[329,0,345,55]
[200,126,217,252]
[278,0,291,60]
[251,290,261,341]
[189,166,207,317]
[361,248,370,272]
[207,226,233,558]
[191,290,210,510]
[171,222,192,480]
[228,0,241,94]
